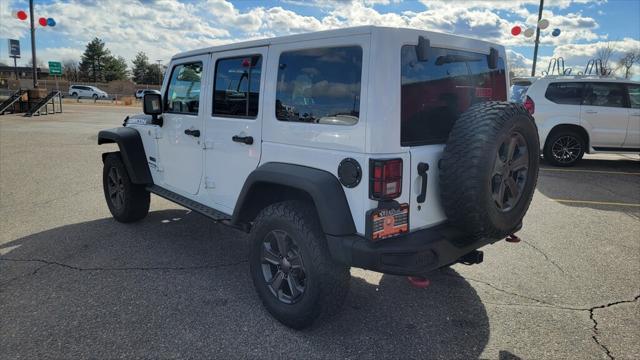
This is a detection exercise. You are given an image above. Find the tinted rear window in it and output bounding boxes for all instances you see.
[544,82,584,105]
[275,46,362,125]
[401,46,506,146]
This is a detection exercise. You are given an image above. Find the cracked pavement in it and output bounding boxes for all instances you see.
[1,104,639,359]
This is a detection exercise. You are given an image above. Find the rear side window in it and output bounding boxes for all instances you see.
[275,46,362,126]
[545,82,584,105]
[213,55,262,118]
[165,62,203,114]
[584,82,627,108]
[401,46,506,146]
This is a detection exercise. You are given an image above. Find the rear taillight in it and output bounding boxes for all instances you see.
[369,158,402,200]
[524,96,535,115]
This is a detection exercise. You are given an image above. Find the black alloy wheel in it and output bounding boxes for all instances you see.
[550,135,582,165]
[491,132,529,212]
[106,166,126,211]
[261,229,306,304]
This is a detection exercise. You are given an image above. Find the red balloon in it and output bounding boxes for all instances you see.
[38,17,47,26]
[511,26,522,36]
[17,10,28,21]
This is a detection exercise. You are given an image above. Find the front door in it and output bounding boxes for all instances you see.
[581,82,629,148]
[158,56,208,195]
[204,47,267,213]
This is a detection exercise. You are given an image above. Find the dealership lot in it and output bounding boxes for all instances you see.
[1,104,638,359]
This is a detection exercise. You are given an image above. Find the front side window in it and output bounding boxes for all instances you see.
[401,46,506,146]
[165,62,203,114]
[545,82,584,105]
[628,84,640,109]
[584,82,627,108]
[276,46,362,126]
[213,55,262,118]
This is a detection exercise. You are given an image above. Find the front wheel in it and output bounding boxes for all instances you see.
[249,201,350,329]
[102,153,150,222]
[543,130,585,167]
[92,94,99,100]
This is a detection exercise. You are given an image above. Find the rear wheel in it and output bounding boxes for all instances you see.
[543,130,585,167]
[249,201,350,329]
[102,153,150,222]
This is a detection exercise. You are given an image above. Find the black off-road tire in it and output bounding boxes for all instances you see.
[249,201,350,329]
[102,153,150,223]
[440,101,540,240]
[543,129,585,167]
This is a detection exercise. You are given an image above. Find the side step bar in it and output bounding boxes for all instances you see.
[147,185,231,221]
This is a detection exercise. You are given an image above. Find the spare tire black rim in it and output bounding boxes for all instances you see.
[261,230,306,304]
[551,135,581,164]
[491,132,529,212]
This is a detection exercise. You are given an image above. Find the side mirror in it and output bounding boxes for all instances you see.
[488,47,499,69]
[143,93,163,126]
[416,36,430,62]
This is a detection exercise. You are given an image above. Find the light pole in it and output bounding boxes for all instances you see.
[531,0,544,77]
[29,0,37,88]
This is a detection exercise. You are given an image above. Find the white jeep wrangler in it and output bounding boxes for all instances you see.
[98,26,539,329]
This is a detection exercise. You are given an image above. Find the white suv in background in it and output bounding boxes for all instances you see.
[68,85,109,99]
[524,76,640,166]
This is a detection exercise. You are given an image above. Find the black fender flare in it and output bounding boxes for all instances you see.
[232,162,356,236]
[98,127,152,184]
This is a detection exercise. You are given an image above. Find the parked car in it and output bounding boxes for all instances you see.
[524,76,640,166]
[135,89,161,99]
[68,85,109,99]
[97,26,539,329]
[509,76,537,103]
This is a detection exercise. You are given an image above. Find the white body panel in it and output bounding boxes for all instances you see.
[204,47,268,213]
[130,26,510,235]
[581,104,628,148]
[157,54,210,195]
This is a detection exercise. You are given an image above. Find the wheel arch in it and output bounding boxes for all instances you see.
[98,127,152,184]
[232,162,356,236]
[545,124,590,153]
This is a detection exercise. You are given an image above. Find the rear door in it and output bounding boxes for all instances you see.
[400,45,507,230]
[203,47,266,214]
[157,56,208,195]
[624,84,640,148]
[581,82,629,149]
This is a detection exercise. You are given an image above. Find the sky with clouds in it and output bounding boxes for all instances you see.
[1,0,639,78]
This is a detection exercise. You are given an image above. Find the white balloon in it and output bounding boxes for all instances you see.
[538,19,550,30]
[524,28,535,38]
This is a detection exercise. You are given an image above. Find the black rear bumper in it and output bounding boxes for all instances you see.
[326,224,501,276]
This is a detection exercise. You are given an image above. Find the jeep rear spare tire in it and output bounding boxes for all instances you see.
[440,101,539,240]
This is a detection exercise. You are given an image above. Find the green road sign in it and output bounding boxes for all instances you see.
[48,61,62,75]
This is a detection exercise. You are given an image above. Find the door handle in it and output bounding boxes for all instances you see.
[585,110,598,114]
[232,135,254,145]
[184,129,200,137]
[417,162,429,204]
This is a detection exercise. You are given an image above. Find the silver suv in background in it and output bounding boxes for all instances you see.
[68,85,109,99]
[525,76,640,166]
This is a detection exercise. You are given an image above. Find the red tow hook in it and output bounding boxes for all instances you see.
[407,276,431,288]
[505,233,521,243]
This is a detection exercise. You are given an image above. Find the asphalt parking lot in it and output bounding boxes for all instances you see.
[1,103,638,359]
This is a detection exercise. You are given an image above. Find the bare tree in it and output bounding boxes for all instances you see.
[596,41,615,73]
[63,60,80,82]
[617,50,640,79]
